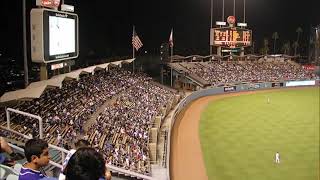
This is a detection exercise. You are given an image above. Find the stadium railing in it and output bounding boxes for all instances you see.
[3,108,157,179]
[5,130,155,180]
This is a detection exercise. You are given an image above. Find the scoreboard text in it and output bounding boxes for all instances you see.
[210,27,252,48]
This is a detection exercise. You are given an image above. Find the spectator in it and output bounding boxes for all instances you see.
[19,139,51,180]
[0,136,24,165]
[59,139,91,180]
[63,147,109,180]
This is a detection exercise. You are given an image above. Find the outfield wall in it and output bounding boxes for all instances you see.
[166,79,319,180]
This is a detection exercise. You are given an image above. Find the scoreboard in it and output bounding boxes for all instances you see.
[210,27,252,48]
[31,8,79,63]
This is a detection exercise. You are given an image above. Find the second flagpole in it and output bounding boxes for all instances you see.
[132,26,135,73]
[170,29,173,87]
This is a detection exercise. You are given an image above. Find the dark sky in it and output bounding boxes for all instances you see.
[0,0,319,63]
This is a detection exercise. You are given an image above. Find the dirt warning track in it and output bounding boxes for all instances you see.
[169,89,293,180]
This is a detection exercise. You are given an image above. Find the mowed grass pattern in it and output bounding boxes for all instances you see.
[200,88,319,180]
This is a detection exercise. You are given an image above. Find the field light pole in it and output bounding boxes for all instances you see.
[210,0,213,55]
[222,0,225,21]
[233,0,236,16]
[244,0,246,23]
[23,0,29,87]
[316,28,319,64]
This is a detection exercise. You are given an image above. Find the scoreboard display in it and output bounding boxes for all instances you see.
[31,8,79,63]
[210,27,252,48]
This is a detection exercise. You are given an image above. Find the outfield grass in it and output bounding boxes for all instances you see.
[199,88,319,180]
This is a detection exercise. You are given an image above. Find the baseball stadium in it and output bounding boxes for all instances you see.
[0,0,319,180]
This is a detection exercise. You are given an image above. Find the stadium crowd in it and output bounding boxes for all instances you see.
[86,79,175,174]
[179,61,319,86]
[0,68,176,175]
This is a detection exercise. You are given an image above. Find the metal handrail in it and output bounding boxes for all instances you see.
[6,108,43,139]
[2,122,154,179]
[106,163,154,180]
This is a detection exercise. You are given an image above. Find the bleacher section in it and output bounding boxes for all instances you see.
[169,60,319,87]
[0,63,179,178]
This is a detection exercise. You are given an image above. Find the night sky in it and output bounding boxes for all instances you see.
[0,0,319,64]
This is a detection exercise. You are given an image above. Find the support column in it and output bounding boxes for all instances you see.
[6,109,10,129]
[240,47,245,57]
[217,47,222,56]
[170,67,173,87]
[40,63,48,81]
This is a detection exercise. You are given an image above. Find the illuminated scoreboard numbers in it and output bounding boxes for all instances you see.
[211,27,252,48]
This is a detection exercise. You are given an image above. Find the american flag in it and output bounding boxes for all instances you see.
[132,30,143,51]
[169,29,173,47]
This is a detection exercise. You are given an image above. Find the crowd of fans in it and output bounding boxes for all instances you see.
[0,68,176,175]
[178,60,319,86]
[86,79,175,174]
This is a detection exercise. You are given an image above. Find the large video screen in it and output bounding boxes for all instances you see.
[49,16,75,56]
[31,8,78,63]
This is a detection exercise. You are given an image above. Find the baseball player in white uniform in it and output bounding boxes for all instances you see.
[275,152,280,164]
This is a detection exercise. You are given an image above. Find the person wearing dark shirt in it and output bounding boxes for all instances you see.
[63,147,111,180]
[59,139,91,180]
[19,139,51,180]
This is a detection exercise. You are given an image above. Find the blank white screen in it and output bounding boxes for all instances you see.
[49,16,75,56]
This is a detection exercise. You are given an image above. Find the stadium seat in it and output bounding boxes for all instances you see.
[6,174,19,180]
[0,164,19,180]
[13,163,22,173]
[0,167,5,179]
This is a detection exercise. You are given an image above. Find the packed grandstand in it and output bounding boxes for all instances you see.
[0,61,180,176]
[168,56,319,88]
[0,57,319,179]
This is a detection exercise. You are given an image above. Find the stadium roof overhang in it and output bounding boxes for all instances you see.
[0,86,47,104]
[0,58,135,104]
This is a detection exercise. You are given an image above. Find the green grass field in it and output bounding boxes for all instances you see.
[199,88,319,180]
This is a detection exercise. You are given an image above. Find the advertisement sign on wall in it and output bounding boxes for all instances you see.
[272,82,284,87]
[249,83,261,89]
[285,80,316,87]
[224,86,236,92]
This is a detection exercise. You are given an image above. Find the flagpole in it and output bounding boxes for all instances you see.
[170,46,173,87]
[132,26,135,73]
[170,29,173,87]
[171,45,173,60]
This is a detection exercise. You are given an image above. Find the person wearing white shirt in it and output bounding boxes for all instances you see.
[275,152,280,164]
[58,139,90,180]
